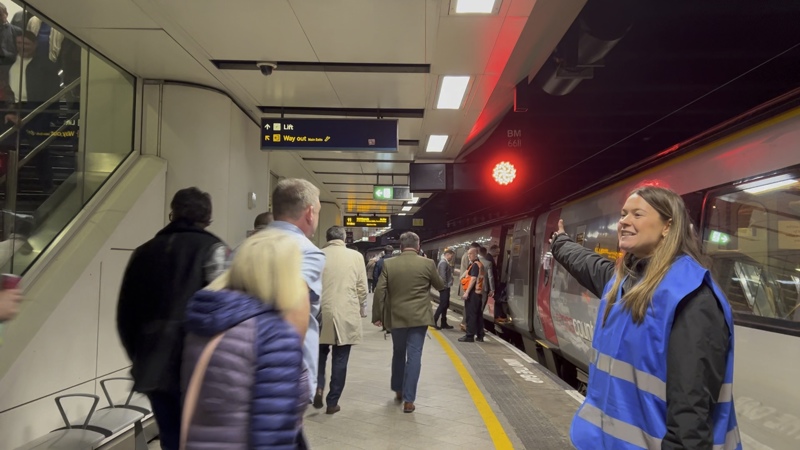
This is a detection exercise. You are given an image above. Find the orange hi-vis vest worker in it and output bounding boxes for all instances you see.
[460,260,485,294]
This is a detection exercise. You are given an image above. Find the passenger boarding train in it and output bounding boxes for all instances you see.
[422,104,800,449]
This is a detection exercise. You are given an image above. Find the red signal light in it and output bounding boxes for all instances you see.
[492,161,516,185]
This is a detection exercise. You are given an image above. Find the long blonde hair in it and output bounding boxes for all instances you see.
[603,186,709,325]
[206,229,306,313]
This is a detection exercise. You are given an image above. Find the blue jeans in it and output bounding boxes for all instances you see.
[390,326,428,403]
[318,344,352,406]
[147,390,181,450]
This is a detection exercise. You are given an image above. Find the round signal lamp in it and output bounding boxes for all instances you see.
[492,161,516,185]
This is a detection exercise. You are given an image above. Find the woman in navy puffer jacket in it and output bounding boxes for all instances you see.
[181,229,311,449]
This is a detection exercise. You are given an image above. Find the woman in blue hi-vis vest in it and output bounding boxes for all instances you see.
[550,185,741,450]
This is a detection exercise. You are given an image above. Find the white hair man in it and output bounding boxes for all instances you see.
[267,178,325,405]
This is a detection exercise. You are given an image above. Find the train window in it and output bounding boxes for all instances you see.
[703,175,800,329]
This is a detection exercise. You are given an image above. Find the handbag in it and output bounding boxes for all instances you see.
[179,331,226,450]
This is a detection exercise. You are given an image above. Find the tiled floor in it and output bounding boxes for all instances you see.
[303,295,496,450]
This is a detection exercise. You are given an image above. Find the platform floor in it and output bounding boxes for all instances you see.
[149,293,579,450]
[303,293,580,449]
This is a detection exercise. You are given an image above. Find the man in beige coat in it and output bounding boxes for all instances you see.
[372,231,444,413]
[315,226,368,414]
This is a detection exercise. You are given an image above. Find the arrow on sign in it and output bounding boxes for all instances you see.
[264,124,271,130]
[264,135,271,141]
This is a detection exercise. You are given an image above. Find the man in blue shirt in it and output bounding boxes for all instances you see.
[267,178,325,403]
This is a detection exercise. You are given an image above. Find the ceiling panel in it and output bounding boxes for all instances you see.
[431,16,504,74]
[297,150,417,160]
[317,174,375,184]
[290,0,429,63]
[327,73,428,109]
[152,0,317,60]
[30,0,160,29]
[228,71,341,108]
[75,29,222,88]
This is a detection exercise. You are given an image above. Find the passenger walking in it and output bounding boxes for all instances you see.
[372,232,444,413]
[116,187,228,450]
[371,245,395,282]
[433,249,455,329]
[550,185,740,450]
[458,247,485,342]
[365,256,378,293]
[181,229,310,449]
[314,226,368,414]
[267,179,325,405]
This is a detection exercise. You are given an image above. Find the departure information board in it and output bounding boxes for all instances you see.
[344,215,390,227]
[261,118,398,152]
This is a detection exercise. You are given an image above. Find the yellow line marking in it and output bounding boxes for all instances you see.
[430,328,514,449]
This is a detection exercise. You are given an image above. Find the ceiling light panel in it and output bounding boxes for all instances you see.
[426,135,448,153]
[453,0,499,14]
[436,76,470,109]
[402,206,412,212]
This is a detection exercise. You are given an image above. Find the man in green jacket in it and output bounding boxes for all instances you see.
[372,232,444,414]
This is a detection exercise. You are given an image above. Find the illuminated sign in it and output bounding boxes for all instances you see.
[709,230,731,244]
[373,186,411,200]
[344,215,390,227]
[412,218,424,227]
[261,118,398,152]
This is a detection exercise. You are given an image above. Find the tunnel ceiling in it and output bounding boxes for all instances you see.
[416,0,800,238]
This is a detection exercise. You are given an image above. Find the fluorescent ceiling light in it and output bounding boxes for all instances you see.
[741,178,797,194]
[455,0,497,14]
[398,213,407,216]
[436,76,470,109]
[426,135,448,153]
[402,206,412,212]
[407,196,419,205]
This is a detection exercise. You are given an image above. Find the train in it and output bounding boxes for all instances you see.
[421,101,800,449]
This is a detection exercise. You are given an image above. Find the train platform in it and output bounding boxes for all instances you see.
[302,293,581,450]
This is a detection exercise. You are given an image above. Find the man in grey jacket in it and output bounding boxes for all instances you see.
[434,249,455,329]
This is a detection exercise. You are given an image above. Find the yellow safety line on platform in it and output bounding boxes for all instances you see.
[430,328,514,450]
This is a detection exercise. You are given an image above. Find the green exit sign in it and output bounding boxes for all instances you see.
[373,185,412,200]
[374,186,394,200]
[709,230,731,244]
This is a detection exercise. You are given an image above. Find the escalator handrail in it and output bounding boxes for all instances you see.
[0,77,80,146]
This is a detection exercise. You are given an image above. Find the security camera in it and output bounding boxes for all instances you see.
[256,62,278,76]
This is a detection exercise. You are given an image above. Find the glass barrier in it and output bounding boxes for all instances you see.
[0,1,135,275]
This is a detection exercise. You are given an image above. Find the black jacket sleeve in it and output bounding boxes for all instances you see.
[550,234,616,298]
[662,284,729,450]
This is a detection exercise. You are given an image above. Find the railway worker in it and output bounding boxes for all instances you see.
[549,185,740,449]
[458,246,485,343]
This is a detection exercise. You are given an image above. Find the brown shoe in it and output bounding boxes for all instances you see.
[394,391,403,403]
[403,401,415,413]
[325,404,341,415]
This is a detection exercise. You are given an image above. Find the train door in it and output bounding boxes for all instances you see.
[535,209,562,346]
[491,224,515,319]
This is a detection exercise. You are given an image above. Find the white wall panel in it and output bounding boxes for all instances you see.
[160,85,233,243]
[0,260,100,411]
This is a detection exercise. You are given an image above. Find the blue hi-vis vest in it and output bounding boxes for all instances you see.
[570,255,741,450]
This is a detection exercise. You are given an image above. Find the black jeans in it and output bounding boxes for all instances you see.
[147,390,181,450]
[318,344,352,406]
[465,292,484,339]
[434,288,451,326]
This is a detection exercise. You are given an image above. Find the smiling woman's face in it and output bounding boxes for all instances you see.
[618,194,670,258]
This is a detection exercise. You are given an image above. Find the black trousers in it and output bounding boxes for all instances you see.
[465,292,484,339]
[434,287,451,326]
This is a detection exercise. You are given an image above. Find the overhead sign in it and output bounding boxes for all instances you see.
[344,215,390,227]
[261,118,398,152]
[373,185,411,200]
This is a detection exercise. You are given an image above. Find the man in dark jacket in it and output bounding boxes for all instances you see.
[117,187,227,450]
[372,245,395,281]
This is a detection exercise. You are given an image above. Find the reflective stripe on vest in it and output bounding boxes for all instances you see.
[570,256,741,450]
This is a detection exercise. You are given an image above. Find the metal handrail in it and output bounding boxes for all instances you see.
[0,111,79,185]
[0,77,81,146]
